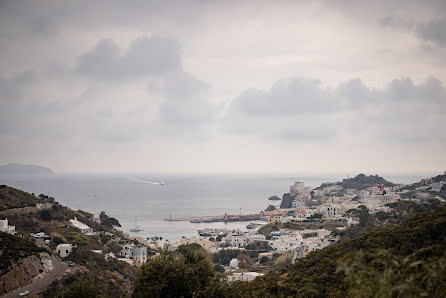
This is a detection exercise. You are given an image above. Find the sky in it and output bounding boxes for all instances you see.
[0,0,445,174]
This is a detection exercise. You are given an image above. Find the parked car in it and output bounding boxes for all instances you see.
[32,232,45,238]
[63,269,71,276]
[67,261,75,267]
[19,290,29,296]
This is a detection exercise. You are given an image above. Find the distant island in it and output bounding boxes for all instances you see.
[0,163,54,175]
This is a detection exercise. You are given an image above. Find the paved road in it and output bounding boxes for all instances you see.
[2,245,76,297]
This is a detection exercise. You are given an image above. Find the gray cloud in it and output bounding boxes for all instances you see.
[416,18,446,45]
[76,36,181,80]
[223,76,446,142]
[0,34,218,143]
[228,78,336,117]
[0,71,36,101]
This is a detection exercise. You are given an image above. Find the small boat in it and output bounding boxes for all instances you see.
[160,181,166,185]
[130,226,143,232]
[246,223,263,229]
[130,217,143,233]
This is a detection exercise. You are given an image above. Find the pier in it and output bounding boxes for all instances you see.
[164,213,263,223]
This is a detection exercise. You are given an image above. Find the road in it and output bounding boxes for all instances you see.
[2,243,76,297]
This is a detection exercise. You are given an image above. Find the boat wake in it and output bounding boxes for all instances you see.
[126,177,165,185]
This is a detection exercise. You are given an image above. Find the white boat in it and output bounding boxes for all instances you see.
[159,181,166,185]
[130,217,143,232]
[130,226,143,232]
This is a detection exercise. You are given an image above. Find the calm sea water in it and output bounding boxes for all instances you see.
[0,173,430,242]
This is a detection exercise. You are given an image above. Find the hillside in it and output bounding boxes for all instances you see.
[0,185,39,211]
[241,206,446,297]
[0,185,135,296]
[340,173,394,189]
[0,163,54,175]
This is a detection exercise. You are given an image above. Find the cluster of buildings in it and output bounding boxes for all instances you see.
[411,177,446,200]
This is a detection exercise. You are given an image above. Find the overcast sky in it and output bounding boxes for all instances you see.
[0,0,445,174]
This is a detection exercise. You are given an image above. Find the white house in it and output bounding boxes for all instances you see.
[132,246,148,264]
[70,217,94,235]
[248,234,266,242]
[228,272,264,282]
[0,218,15,235]
[268,235,302,253]
[241,272,264,282]
[225,234,248,248]
[120,244,148,264]
[57,243,73,258]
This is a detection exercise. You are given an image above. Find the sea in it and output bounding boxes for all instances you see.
[0,173,431,242]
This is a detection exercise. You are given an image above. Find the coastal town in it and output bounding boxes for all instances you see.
[1,172,446,295]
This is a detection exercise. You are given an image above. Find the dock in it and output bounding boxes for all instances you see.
[164,213,263,223]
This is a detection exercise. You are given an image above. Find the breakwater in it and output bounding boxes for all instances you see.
[164,213,263,223]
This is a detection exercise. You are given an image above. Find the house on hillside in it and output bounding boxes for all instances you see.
[0,218,15,235]
[70,217,95,235]
[120,244,148,265]
[57,243,73,258]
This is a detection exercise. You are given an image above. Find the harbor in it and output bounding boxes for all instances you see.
[164,213,264,223]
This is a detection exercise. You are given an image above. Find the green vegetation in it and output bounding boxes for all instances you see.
[0,185,39,210]
[239,206,446,297]
[213,249,241,266]
[133,245,237,297]
[100,211,121,228]
[51,274,99,298]
[44,271,129,298]
[341,173,394,190]
[258,223,281,237]
[334,199,443,242]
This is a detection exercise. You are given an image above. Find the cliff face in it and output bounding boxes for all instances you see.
[0,252,51,294]
[280,193,294,209]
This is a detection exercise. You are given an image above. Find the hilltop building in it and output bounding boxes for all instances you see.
[0,218,15,235]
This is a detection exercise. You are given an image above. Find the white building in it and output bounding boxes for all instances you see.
[268,235,302,253]
[225,234,248,248]
[320,204,343,218]
[70,217,94,235]
[248,234,266,242]
[229,258,239,270]
[120,244,148,264]
[322,185,342,194]
[132,246,148,264]
[290,182,311,196]
[56,243,73,258]
[0,218,15,235]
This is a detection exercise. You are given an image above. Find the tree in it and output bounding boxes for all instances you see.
[237,254,254,270]
[52,237,63,245]
[99,211,121,228]
[214,264,225,273]
[55,275,99,298]
[309,213,323,220]
[133,248,215,297]
[37,209,52,221]
[260,256,270,264]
